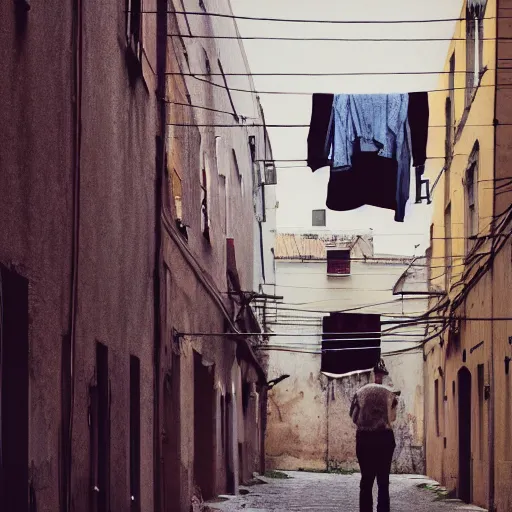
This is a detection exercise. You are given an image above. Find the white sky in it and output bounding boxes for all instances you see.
[230,0,464,255]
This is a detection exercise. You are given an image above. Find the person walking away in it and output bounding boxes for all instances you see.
[350,359,398,512]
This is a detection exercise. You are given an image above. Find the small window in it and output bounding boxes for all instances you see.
[126,0,142,57]
[465,142,479,254]
[435,379,440,436]
[327,249,351,276]
[264,162,277,185]
[248,136,256,164]
[312,209,326,227]
[466,3,486,105]
[171,169,183,221]
[201,167,210,242]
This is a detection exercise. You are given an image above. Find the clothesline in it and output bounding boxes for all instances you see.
[166,122,503,128]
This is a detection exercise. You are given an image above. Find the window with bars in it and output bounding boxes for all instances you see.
[312,209,326,227]
[327,249,351,276]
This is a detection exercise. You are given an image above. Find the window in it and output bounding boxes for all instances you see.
[445,54,455,165]
[0,265,29,512]
[264,162,277,185]
[327,249,351,276]
[445,203,452,291]
[312,209,326,227]
[201,166,210,242]
[172,169,183,221]
[477,364,484,460]
[465,143,479,254]
[130,356,141,511]
[466,3,485,105]
[126,0,142,57]
[435,379,440,436]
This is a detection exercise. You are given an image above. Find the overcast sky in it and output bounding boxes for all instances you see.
[230,0,464,255]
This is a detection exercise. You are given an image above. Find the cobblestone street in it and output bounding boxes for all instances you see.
[209,472,487,512]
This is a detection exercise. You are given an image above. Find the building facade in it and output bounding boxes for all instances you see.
[424,1,512,510]
[0,1,274,511]
[161,1,276,509]
[262,233,428,474]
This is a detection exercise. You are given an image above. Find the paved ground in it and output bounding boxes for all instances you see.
[208,472,487,512]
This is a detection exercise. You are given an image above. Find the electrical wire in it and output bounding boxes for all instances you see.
[183,73,508,96]
[166,69,502,76]
[159,10,510,25]
[169,34,512,43]
[166,121,506,128]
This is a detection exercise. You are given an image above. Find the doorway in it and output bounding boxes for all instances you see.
[193,352,215,500]
[458,366,472,503]
[0,265,29,512]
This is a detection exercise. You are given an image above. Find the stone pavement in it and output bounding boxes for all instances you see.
[208,472,487,512]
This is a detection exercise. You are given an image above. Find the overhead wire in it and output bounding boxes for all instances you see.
[179,73,509,96]
[169,34,512,43]
[156,10,511,25]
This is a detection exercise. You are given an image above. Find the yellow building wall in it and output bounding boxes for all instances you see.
[424,0,500,509]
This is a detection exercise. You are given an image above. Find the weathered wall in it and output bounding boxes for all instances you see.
[265,259,426,474]
[0,3,74,511]
[0,1,157,511]
[425,2,512,510]
[162,1,272,509]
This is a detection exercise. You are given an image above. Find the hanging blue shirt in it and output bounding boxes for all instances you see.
[330,93,412,222]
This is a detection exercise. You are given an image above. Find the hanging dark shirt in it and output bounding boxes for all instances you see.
[307,92,429,172]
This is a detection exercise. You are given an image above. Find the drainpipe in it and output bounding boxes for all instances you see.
[488,3,499,510]
[154,0,167,509]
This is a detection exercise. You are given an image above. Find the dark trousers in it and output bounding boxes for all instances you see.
[356,430,396,512]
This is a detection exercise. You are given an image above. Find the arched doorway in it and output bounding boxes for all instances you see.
[458,366,472,503]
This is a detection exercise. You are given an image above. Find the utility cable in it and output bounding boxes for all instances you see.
[169,34,512,43]
[166,69,502,76]
[154,10,511,25]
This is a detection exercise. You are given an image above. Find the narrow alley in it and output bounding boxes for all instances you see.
[210,472,487,512]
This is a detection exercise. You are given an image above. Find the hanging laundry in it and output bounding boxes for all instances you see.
[307,92,429,222]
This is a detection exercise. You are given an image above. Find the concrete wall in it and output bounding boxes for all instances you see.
[265,259,426,474]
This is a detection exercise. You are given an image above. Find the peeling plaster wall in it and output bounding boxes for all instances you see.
[265,259,426,474]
